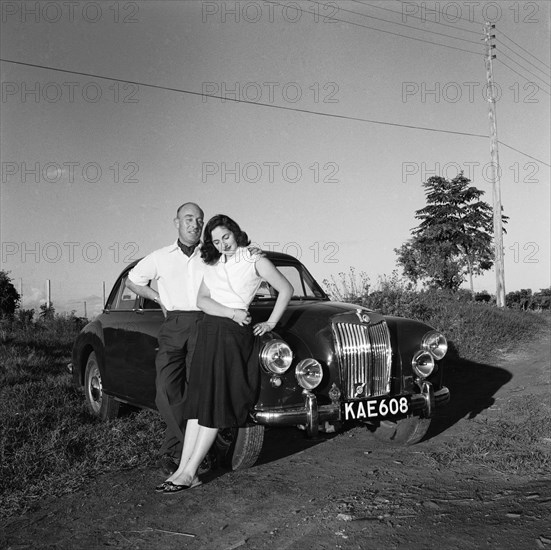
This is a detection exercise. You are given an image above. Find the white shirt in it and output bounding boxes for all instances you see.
[204,247,262,309]
[128,241,205,311]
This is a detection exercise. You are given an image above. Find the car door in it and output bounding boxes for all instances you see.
[119,280,164,409]
[101,274,140,400]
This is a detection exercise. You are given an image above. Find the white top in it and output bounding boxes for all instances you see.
[127,241,205,311]
[204,247,263,309]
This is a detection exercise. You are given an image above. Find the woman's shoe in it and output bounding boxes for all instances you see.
[155,480,170,493]
[162,477,202,494]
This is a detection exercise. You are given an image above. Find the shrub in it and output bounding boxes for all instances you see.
[324,268,543,361]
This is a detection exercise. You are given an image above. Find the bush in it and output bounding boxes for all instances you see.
[324,269,543,361]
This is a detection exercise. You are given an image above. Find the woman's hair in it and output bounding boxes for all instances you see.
[201,214,250,265]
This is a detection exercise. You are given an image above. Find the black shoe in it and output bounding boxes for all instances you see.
[155,480,170,493]
[162,478,202,494]
[156,455,178,476]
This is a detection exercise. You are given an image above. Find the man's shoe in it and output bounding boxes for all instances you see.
[156,455,178,476]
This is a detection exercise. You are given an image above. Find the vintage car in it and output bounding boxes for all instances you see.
[70,252,450,469]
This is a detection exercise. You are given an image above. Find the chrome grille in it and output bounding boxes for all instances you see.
[332,321,392,399]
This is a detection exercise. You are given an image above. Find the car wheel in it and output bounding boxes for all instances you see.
[215,424,264,470]
[84,351,120,421]
[371,417,431,445]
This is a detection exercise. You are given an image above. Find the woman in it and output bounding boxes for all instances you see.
[157,214,293,493]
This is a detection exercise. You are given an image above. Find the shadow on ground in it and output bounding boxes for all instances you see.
[426,353,513,440]
[256,426,339,466]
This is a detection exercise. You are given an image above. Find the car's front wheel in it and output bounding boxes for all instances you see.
[84,351,120,421]
[215,424,264,470]
[370,417,431,445]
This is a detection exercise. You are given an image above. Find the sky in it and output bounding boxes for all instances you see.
[1,0,549,317]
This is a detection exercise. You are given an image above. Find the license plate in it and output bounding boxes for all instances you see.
[343,395,411,421]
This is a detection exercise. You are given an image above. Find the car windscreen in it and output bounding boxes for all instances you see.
[254,263,326,300]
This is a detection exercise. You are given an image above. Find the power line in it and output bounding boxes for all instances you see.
[498,140,550,166]
[495,37,551,81]
[351,0,481,35]
[498,29,551,71]
[497,50,551,90]
[392,0,490,27]
[309,0,482,45]
[1,57,548,167]
[496,58,550,96]
[0,57,486,137]
[263,0,484,56]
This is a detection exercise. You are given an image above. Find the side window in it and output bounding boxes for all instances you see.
[255,280,276,299]
[111,276,138,310]
[142,278,161,310]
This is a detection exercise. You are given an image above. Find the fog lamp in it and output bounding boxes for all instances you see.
[295,358,323,390]
[412,350,435,378]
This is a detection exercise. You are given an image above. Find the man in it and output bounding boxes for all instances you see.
[126,202,205,475]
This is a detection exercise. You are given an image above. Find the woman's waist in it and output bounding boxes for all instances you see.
[201,313,254,333]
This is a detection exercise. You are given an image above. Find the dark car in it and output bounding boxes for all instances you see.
[70,252,450,469]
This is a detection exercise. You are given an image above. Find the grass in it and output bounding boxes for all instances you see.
[0,318,163,519]
[428,395,551,476]
[1,297,549,519]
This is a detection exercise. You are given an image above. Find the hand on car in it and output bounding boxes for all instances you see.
[253,321,276,336]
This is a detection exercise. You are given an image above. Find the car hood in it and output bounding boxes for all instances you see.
[252,299,387,358]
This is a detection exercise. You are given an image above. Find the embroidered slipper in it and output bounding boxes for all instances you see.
[155,480,171,493]
[162,477,202,494]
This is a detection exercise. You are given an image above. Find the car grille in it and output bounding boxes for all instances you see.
[332,321,392,399]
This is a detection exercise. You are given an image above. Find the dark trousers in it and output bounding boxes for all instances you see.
[155,310,203,458]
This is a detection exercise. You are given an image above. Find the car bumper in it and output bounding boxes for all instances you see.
[251,383,450,437]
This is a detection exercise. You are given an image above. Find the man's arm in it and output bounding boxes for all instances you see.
[126,279,160,303]
[126,279,167,316]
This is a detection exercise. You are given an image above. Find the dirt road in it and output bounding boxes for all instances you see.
[2,325,550,550]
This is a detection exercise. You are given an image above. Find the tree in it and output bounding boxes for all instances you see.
[0,271,21,319]
[39,302,55,321]
[395,172,506,293]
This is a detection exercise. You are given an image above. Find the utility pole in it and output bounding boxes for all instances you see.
[45,279,51,309]
[484,22,506,308]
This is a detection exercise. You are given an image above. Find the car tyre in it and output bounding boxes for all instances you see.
[215,424,264,470]
[371,417,431,445]
[84,351,120,420]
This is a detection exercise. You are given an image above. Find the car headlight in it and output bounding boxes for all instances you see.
[422,331,448,360]
[295,358,323,390]
[412,350,435,378]
[260,339,293,374]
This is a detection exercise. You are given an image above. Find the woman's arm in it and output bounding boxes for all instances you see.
[253,257,293,336]
[196,279,251,325]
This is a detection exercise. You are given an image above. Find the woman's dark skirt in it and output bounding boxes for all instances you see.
[183,314,260,429]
